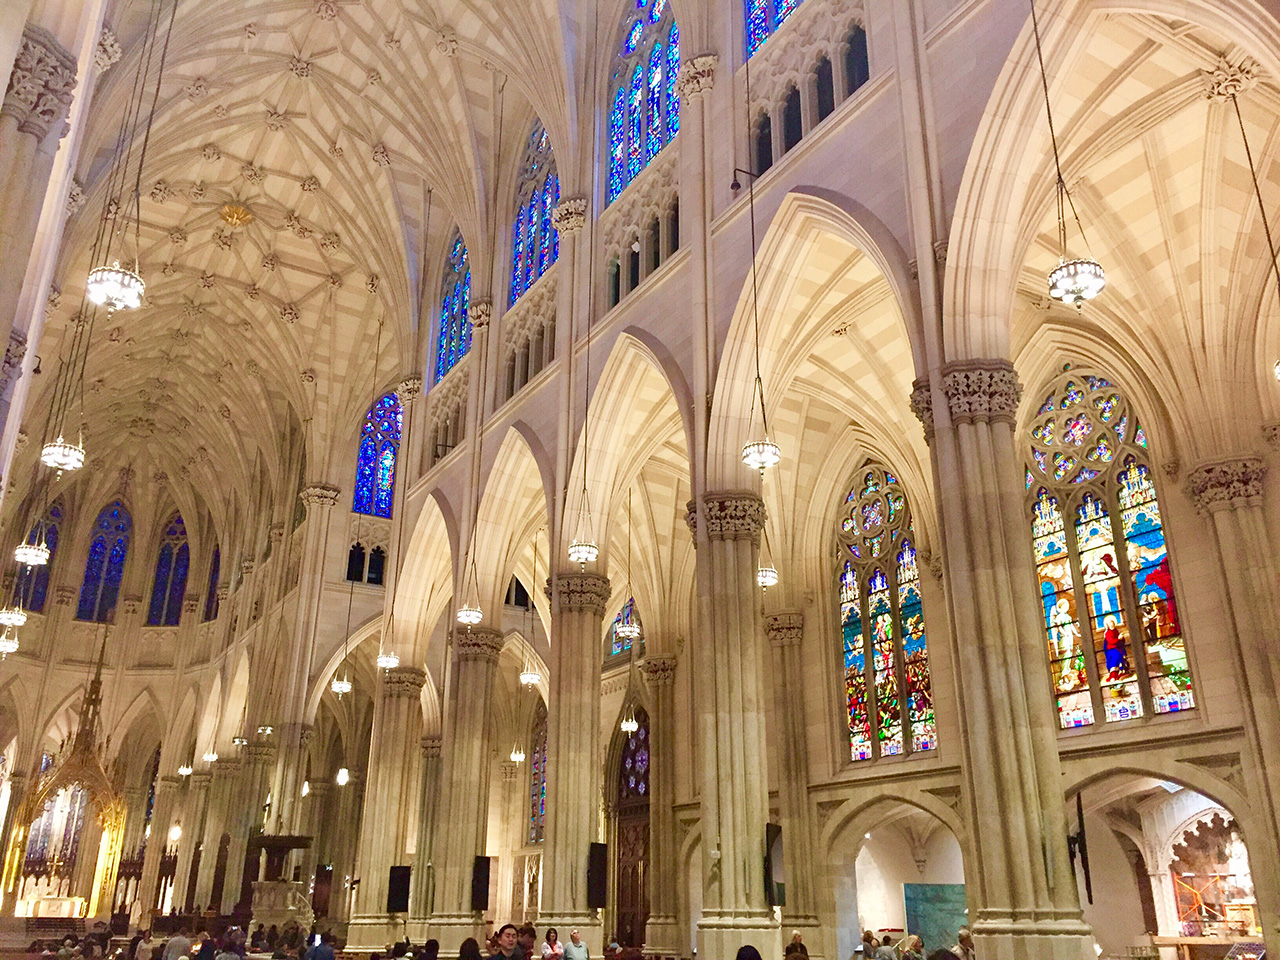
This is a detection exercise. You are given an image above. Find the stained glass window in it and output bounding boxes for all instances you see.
[1026,369,1194,729]
[618,706,650,802]
[606,0,680,203]
[353,392,402,518]
[836,465,936,762]
[528,702,548,843]
[436,232,472,383]
[17,499,62,613]
[203,547,220,622]
[745,0,810,56]
[77,501,131,623]
[146,513,189,626]
[510,121,559,306]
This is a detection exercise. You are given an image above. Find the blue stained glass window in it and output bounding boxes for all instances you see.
[538,175,554,274]
[511,201,528,302]
[18,499,62,613]
[608,0,678,204]
[77,501,131,623]
[528,702,548,843]
[617,706,650,801]
[437,233,471,381]
[203,547,220,621]
[354,392,402,518]
[745,0,811,57]
[147,513,190,627]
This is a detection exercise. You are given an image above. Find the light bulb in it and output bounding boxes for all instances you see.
[376,651,400,670]
[742,438,781,474]
[568,538,599,567]
[456,604,483,626]
[14,542,50,566]
[757,565,779,588]
[232,735,248,746]
[301,780,310,797]
[202,751,218,763]
[1047,257,1105,307]
[335,767,350,786]
[519,669,541,686]
[0,631,18,657]
[168,823,183,843]
[0,607,27,628]
[40,436,85,473]
[177,765,193,777]
[620,714,638,734]
[331,676,352,696]
[85,261,144,311]
[510,745,526,763]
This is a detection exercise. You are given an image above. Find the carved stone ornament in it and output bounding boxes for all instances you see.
[3,25,78,141]
[66,179,85,217]
[399,375,423,401]
[122,595,143,615]
[422,735,442,759]
[641,655,677,687]
[456,627,503,663]
[675,54,717,99]
[552,197,588,233]
[1204,56,1259,102]
[372,142,391,167]
[1263,422,1280,449]
[436,32,458,56]
[554,572,611,616]
[701,493,766,541]
[1184,457,1266,513]
[299,483,341,507]
[56,585,77,606]
[95,28,122,72]
[290,56,312,78]
[1,330,28,397]
[941,359,1022,425]
[468,299,493,328]
[384,665,426,697]
[764,611,804,647]
[908,378,933,440]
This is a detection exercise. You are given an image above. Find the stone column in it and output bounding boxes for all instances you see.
[1184,458,1280,954]
[220,742,275,913]
[688,493,778,960]
[297,779,330,894]
[429,627,503,953]
[348,666,428,948]
[134,776,181,923]
[541,573,610,951]
[410,736,442,925]
[764,613,820,943]
[0,771,29,916]
[121,786,148,860]
[496,760,522,922]
[640,655,679,954]
[171,772,209,914]
[273,484,340,838]
[330,771,364,923]
[915,361,1091,960]
[193,757,241,913]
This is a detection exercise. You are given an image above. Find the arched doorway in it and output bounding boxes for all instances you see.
[612,707,649,948]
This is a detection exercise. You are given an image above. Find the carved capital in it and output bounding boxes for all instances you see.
[1204,55,1259,102]
[1263,422,1280,449]
[908,378,933,441]
[456,627,503,663]
[269,522,285,542]
[240,558,256,577]
[189,771,213,790]
[244,742,275,763]
[3,26,78,141]
[399,375,423,401]
[553,572,611,616]
[640,655,677,687]
[552,197,588,233]
[1184,457,1266,513]
[676,55,717,98]
[764,611,804,647]
[700,492,766,541]
[468,299,493,328]
[422,735,442,759]
[384,665,426,697]
[941,359,1022,425]
[299,483,340,507]
[94,28,121,72]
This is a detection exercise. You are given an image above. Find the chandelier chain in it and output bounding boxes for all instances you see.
[1230,94,1280,309]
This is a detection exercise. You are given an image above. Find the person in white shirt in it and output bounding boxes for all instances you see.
[162,928,192,960]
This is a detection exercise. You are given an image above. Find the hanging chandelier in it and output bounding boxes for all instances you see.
[331,675,352,697]
[85,261,145,312]
[756,564,779,589]
[616,617,642,641]
[40,434,86,473]
[510,742,526,764]
[0,606,27,628]
[568,533,598,567]
[456,601,483,626]
[1029,0,1104,307]
[742,437,781,475]
[620,706,638,734]
[376,651,400,670]
[0,629,17,658]
[519,668,541,686]
[14,539,50,567]
[336,766,350,785]
[202,750,218,763]
[232,734,248,747]
[177,764,193,776]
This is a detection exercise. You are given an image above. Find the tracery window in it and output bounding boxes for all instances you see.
[202,547,220,622]
[1026,370,1194,729]
[745,0,807,57]
[618,706,650,801]
[607,0,679,203]
[837,466,936,762]
[353,392,402,518]
[436,232,472,382]
[510,121,560,306]
[146,513,190,626]
[17,499,62,613]
[528,702,548,843]
[77,501,131,623]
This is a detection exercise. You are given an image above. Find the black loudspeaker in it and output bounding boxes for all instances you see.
[471,856,491,911]
[587,842,608,908]
[764,822,785,907]
[386,866,411,913]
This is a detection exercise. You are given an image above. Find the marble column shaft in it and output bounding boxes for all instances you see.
[220,743,275,912]
[193,757,241,912]
[0,771,28,916]
[640,655,679,953]
[330,773,365,923]
[135,776,181,921]
[171,772,209,914]
[410,736,442,922]
[541,573,609,939]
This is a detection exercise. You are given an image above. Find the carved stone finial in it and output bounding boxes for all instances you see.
[1204,56,1259,102]
[95,28,121,72]
[468,299,493,328]
[553,573,611,616]
[1184,457,1266,513]
[399,375,423,401]
[675,55,717,98]
[456,627,503,663]
[552,197,588,233]
[909,379,933,442]
[764,611,804,647]
[384,665,426,698]
[941,359,1022,425]
[299,483,341,507]
[641,655,677,687]
[701,493,766,542]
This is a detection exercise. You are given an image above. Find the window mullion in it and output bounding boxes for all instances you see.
[1062,493,1105,724]
[888,570,910,756]
[860,571,877,761]
[1109,485,1155,718]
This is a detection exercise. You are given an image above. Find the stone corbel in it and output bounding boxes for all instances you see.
[676,55,717,99]
[1184,457,1266,513]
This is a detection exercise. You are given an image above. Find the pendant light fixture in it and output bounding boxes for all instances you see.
[616,489,641,642]
[519,534,542,686]
[620,705,639,734]
[1029,0,1105,307]
[364,317,401,672]
[510,741,526,764]
[569,186,599,568]
[177,764,193,777]
[0,628,18,658]
[202,750,219,764]
[757,524,779,589]
[332,581,355,697]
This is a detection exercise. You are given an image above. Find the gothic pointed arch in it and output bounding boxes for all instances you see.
[18,498,63,613]
[77,502,132,624]
[606,0,679,203]
[353,392,403,518]
[510,120,560,306]
[146,513,190,626]
[436,231,472,382]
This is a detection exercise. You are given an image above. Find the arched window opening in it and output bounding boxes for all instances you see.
[18,499,62,613]
[668,202,680,253]
[77,501,131,623]
[203,546,220,622]
[23,782,90,892]
[782,85,803,152]
[746,0,807,57]
[353,392,403,518]
[836,466,936,762]
[506,577,532,609]
[754,114,773,175]
[618,704,650,801]
[346,543,366,583]
[815,56,835,121]
[147,513,190,626]
[1026,370,1194,729]
[510,121,560,306]
[366,546,386,585]
[608,260,621,307]
[844,25,869,97]
[436,232,472,382]
[528,701,548,843]
[607,1,679,203]
[628,244,641,291]
[648,218,661,272]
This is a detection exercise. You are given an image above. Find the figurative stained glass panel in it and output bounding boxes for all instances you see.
[628,66,643,180]
[1033,490,1092,727]
[897,540,935,752]
[646,42,663,160]
[840,560,871,761]
[528,706,548,843]
[77,501,131,623]
[18,499,62,613]
[666,24,680,135]
[609,87,626,202]
[436,234,471,382]
[868,569,902,755]
[353,393,402,518]
[147,513,190,626]
[618,706,650,802]
[1076,493,1141,722]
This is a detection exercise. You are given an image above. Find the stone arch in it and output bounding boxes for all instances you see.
[393,489,457,663]
[305,613,384,725]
